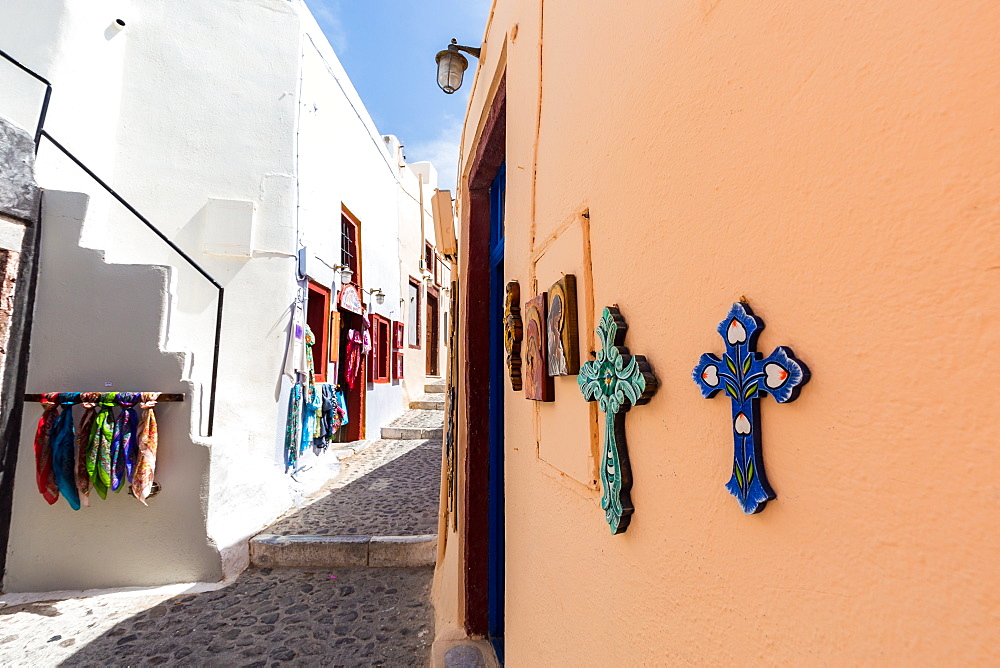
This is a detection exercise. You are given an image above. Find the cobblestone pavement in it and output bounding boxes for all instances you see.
[268,438,441,537]
[0,433,441,667]
[0,566,433,667]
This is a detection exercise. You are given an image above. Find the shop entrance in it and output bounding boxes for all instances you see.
[426,288,440,377]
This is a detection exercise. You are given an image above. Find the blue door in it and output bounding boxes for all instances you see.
[487,163,506,660]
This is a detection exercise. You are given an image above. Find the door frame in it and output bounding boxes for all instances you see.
[463,75,506,638]
[426,286,440,377]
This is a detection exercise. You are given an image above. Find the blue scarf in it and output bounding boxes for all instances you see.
[50,393,81,510]
[110,392,140,492]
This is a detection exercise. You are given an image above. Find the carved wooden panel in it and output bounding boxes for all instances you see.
[523,293,554,401]
[547,274,580,376]
[503,281,523,390]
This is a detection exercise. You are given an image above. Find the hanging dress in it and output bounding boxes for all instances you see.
[132,392,161,505]
[345,329,364,388]
[50,393,82,510]
[75,392,100,507]
[33,393,60,505]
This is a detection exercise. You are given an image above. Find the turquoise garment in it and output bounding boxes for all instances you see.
[301,382,322,454]
[336,389,349,426]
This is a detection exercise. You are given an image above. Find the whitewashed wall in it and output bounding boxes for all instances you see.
[0,0,438,592]
[391,152,453,402]
[296,8,405,437]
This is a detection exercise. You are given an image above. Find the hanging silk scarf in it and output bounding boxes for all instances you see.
[132,392,160,505]
[110,392,140,492]
[75,392,100,507]
[88,392,117,499]
[50,393,82,510]
[33,392,60,505]
[284,382,303,471]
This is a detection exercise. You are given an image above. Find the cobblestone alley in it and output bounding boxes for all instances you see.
[0,434,443,667]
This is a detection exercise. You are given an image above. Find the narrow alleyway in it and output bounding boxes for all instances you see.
[0,385,446,667]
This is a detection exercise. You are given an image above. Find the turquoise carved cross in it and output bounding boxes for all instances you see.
[578,307,658,534]
[693,303,809,514]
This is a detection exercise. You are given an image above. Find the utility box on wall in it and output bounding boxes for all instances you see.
[201,198,255,257]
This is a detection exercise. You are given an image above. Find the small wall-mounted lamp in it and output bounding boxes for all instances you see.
[435,38,481,94]
[364,288,386,305]
[333,264,354,285]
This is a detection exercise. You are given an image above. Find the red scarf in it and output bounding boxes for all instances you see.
[33,392,60,505]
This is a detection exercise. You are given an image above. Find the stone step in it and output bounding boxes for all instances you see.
[409,394,446,410]
[424,381,447,394]
[250,534,437,568]
[381,409,443,440]
[381,425,443,440]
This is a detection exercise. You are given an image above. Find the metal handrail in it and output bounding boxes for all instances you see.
[1,48,223,436]
[0,48,51,151]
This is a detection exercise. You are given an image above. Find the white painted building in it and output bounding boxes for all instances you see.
[0,0,450,592]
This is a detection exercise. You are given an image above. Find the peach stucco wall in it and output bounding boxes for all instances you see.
[435,0,1000,664]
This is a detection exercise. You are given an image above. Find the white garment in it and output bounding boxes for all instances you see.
[283,297,307,378]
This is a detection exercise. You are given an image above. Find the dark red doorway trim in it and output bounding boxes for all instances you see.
[463,75,506,637]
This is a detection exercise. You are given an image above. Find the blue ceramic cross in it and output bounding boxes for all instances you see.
[693,303,809,514]
[579,307,658,534]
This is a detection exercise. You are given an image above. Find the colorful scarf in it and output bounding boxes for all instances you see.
[110,392,140,492]
[75,392,100,507]
[284,382,303,471]
[33,392,60,505]
[50,393,81,510]
[132,392,160,505]
[89,393,118,499]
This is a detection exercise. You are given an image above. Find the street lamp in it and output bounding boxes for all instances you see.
[333,264,354,285]
[435,38,481,94]
[364,288,386,305]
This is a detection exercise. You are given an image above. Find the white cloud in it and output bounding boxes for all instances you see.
[405,115,464,192]
[306,0,348,53]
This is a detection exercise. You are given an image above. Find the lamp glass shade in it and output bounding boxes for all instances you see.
[436,49,468,94]
[375,292,385,305]
[340,268,354,284]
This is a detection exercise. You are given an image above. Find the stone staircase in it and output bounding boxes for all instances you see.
[249,379,446,570]
[380,380,447,438]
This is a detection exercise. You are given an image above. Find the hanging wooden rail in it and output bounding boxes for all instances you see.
[23,394,185,402]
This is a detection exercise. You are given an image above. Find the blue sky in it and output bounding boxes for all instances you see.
[303,0,492,191]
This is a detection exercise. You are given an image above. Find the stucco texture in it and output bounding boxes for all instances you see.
[436,0,1000,664]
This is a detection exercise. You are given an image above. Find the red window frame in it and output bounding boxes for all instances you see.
[305,281,331,382]
[371,314,391,384]
[392,321,404,350]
